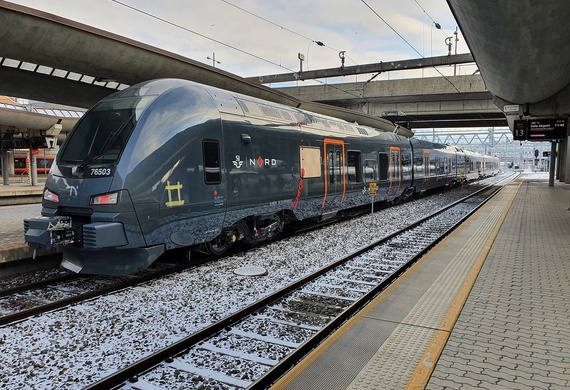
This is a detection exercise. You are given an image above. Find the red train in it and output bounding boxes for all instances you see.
[1,152,55,175]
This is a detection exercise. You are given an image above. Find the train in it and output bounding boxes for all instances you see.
[0,152,55,175]
[24,79,500,275]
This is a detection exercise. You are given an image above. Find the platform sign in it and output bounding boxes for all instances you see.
[528,118,567,140]
[513,118,567,141]
[369,182,377,214]
[369,182,377,196]
[513,120,527,141]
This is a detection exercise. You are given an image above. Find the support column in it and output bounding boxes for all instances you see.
[30,151,38,186]
[556,140,564,181]
[566,136,570,210]
[549,141,556,186]
[566,136,570,184]
[1,148,9,186]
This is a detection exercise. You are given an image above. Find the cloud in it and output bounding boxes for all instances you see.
[8,0,467,80]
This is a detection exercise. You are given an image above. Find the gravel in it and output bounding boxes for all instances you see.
[0,178,504,389]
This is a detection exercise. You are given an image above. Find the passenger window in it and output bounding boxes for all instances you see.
[335,150,342,184]
[402,153,411,177]
[346,151,362,183]
[328,150,335,184]
[379,153,389,180]
[203,140,221,184]
[347,151,362,183]
[364,159,377,182]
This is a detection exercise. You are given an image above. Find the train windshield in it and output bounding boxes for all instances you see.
[59,96,155,166]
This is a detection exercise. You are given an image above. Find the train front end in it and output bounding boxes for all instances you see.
[24,83,165,275]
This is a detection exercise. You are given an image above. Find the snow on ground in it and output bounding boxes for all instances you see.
[0,181,500,389]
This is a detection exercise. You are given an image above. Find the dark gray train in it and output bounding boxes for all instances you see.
[24,79,500,275]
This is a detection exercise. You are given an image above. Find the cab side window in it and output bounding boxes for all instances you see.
[203,140,221,184]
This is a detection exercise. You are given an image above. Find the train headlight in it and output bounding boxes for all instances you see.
[90,192,118,205]
[43,189,59,203]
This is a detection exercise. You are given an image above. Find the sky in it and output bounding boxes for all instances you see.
[7,0,474,84]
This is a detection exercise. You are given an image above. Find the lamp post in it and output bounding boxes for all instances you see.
[207,52,221,68]
[453,27,459,75]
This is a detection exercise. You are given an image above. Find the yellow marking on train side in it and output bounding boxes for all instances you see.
[165,180,185,207]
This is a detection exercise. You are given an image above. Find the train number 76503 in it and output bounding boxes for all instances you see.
[90,168,112,176]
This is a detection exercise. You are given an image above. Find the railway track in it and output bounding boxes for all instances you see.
[0,177,486,328]
[0,262,188,326]
[0,210,375,327]
[0,208,362,327]
[85,175,516,390]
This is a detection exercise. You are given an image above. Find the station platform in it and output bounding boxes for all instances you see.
[0,180,44,206]
[0,181,54,270]
[272,173,570,390]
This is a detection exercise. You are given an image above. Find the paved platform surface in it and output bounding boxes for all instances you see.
[0,182,49,265]
[427,178,570,389]
[0,180,44,206]
[272,174,570,390]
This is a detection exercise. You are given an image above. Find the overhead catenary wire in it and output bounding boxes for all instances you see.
[110,0,297,73]
[361,0,423,58]
[413,0,451,37]
[110,0,362,97]
[111,0,485,128]
[359,0,492,128]
[219,0,359,66]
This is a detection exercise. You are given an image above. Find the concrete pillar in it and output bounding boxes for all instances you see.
[565,136,570,184]
[565,136,570,210]
[30,152,38,186]
[556,140,564,181]
[1,148,9,186]
[549,141,556,186]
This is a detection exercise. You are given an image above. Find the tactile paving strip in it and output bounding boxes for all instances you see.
[276,183,521,390]
[344,184,520,390]
[426,181,570,389]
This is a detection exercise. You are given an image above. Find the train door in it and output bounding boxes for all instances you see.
[388,146,401,197]
[422,150,430,190]
[322,139,345,210]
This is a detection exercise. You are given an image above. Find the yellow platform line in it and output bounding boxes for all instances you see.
[269,245,430,390]
[271,183,520,390]
[406,183,520,390]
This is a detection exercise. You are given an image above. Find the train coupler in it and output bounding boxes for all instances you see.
[23,216,75,252]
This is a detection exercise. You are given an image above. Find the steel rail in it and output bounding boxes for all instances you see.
[252,174,516,388]
[0,261,197,327]
[86,174,515,390]
[0,272,81,298]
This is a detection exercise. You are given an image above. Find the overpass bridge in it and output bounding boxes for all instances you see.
[275,74,505,130]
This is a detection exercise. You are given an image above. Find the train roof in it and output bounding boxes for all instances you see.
[106,79,409,143]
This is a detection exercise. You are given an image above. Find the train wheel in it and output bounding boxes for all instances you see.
[205,235,229,256]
